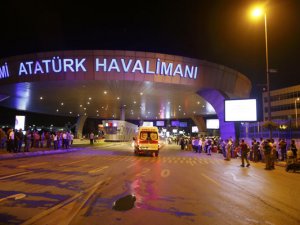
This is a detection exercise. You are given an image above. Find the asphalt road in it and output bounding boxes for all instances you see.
[0,142,299,225]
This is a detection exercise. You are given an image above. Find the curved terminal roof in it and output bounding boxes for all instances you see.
[0,50,251,120]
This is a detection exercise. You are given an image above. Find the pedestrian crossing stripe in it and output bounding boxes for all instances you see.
[90,155,226,166]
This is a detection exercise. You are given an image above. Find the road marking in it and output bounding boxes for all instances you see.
[88,166,109,174]
[265,221,275,225]
[0,193,26,202]
[21,177,111,225]
[18,162,48,168]
[136,168,150,177]
[59,159,87,167]
[202,160,209,164]
[127,162,138,168]
[161,169,170,178]
[82,164,91,167]
[245,218,259,224]
[197,160,204,164]
[187,161,194,166]
[201,173,221,187]
[124,157,132,162]
[0,171,33,180]
[224,172,242,182]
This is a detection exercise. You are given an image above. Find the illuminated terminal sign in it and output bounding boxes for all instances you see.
[0,63,9,79]
[0,56,199,80]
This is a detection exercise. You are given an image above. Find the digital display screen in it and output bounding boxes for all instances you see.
[15,115,25,130]
[179,122,187,127]
[142,121,153,126]
[206,119,220,129]
[225,99,257,122]
[192,126,199,133]
[171,121,180,126]
[156,121,165,126]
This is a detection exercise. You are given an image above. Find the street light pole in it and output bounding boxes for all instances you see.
[264,12,271,122]
[250,5,273,137]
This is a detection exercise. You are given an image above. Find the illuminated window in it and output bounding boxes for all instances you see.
[140,132,158,141]
[140,132,148,141]
[150,132,158,140]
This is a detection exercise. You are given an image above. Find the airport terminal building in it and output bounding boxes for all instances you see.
[0,50,252,139]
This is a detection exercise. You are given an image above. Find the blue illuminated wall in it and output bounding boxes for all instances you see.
[198,89,236,140]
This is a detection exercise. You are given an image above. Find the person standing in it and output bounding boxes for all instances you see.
[7,129,15,152]
[66,131,72,149]
[207,138,212,156]
[279,138,287,161]
[89,132,94,145]
[52,132,58,149]
[24,130,31,152]
[290,139,298,160]
[270,139,276,170]
[194,137,200,153]
[62,131,67,148]
[46,132,51,148]
[0,128,7,149]
[240,139,250,167]
[70,133,74,146]
[263,139,272,170]
[221,139,226,158]
[224,139,232,161]
[187,137,192,151]
[179,138,185,150]
[252,139,259,162]
[15,129,24,152]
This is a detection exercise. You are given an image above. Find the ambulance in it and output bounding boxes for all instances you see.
[133,126,160,156]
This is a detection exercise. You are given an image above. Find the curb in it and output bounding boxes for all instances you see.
[0,148,82,160]
[275,162,287,167]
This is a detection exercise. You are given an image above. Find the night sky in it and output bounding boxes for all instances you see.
[1,0,299,98]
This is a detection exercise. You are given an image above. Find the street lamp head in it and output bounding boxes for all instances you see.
[249,4,266,20]
[252,7,263,17]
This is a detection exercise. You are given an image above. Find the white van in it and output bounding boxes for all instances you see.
[133,126,160,156]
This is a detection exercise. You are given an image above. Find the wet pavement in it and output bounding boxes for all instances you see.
[0,143,299,225]
[0,140,288,168]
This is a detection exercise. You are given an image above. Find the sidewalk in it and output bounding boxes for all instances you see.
[275,161,287,167]
[0,138,109,160]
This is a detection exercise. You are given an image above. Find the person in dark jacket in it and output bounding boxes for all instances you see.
[290,139,298,160]
[240,139,250,167]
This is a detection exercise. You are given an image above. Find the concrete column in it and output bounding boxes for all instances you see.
[191,115,206,133]
[75,115,88,139]
[197,89,236,140]
[120,106,125,121]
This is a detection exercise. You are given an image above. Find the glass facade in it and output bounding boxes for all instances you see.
[262,85,300,122]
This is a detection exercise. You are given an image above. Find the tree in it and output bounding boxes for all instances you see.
[262,120,278,138]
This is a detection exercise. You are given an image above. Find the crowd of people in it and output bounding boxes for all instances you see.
[0,127,74,153]
[173,135,298,170]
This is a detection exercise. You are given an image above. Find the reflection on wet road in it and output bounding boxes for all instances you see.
[0,142,299,225]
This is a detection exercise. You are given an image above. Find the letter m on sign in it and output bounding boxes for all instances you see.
[0,65,8,79]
